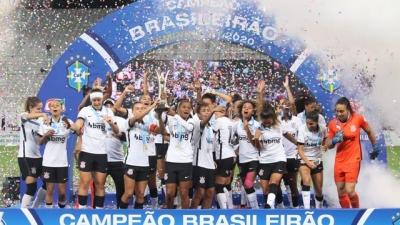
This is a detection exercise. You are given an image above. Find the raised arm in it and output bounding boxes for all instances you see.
[113,85,134,116]
[128,99,159,127]
[103,72,113,100]
[256,79,266,115]
[283,75,297,116]
[211,91,232,104]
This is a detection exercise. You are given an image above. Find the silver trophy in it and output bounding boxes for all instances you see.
[155,70,170,109]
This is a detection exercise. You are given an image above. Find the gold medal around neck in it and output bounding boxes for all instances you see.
[143,145,148,151]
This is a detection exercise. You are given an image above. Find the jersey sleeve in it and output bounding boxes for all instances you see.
[38,123,45,136]
[358,114,369,129]
[327,120,336,139]
[297,126,306,144]
[77,107,88,121]
[318,114,327,127]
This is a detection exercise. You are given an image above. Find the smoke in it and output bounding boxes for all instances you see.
[261,0,400,207]
[0,0,21,59]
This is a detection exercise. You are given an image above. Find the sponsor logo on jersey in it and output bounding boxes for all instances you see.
[66,56,91,92]
[263,138,281,144]
[44,98,66,112]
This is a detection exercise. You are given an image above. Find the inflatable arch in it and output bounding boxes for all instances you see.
[33,0,386,202]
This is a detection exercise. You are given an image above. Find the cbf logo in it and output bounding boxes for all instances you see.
[44,98,66,112]
[66,55,91,92]
[319,69,341,93]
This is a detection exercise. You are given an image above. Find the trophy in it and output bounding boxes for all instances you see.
[155,70,170,110]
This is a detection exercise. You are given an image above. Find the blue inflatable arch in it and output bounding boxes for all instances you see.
[34,0,387,202]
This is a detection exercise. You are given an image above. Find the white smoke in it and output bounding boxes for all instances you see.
[0,0,20,59]
[261,0,400,207]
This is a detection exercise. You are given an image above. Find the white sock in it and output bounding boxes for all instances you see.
[21,194,33,208]
[267,193,276,209]
[285,185,293,207]
[58,201,66,208]
[78,204,86,209]
[302,191,311,209]
[95,206,103,209]
[145,185,149,196]
[246,192,259,209]
[240,186,247,205]
[189,199,192,208]
[217,193,227,209]
[45,204,52,208]
[315,196,324,209]
[174,196,178,205]
[31,187,47,208]
[132,195,136,206]
[223,187,234,209]
[151,197,158,209]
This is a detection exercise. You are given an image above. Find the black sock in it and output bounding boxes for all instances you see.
[94,195,105,208]
[150,188,158,198]
[134,202,144,209]
[119,201,129,209]
[78,195,88,206]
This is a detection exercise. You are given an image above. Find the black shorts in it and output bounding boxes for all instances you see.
[216,157,235,177]
[156,143,168,159]
[192,166,216,189]
[257,161,286,180]
[124,165,150,182]
[18,157,43,180]
[164,162,192,183]
[78,152,108,173]
[238,160,258,177]
[149,156,157,174]
[286,158,300,173]
[42,166,68,183]
[300,161,324,175]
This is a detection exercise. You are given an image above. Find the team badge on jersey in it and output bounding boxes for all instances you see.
[350,125,357,132]
[80,161,86,169]
[31,167,36,174]
[127,169,133,175]
[67,59,90,92]
[319,69,341,93]
[199,176,205,184]
[45,98,66,112]
[43,172,50,179]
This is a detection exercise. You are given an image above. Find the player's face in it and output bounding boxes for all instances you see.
[178,102,191,119]
[335,104,349,122]
[305,102,317,113]
[91,97,102,110]
[29,102,43,114]
[198,106,210,120]
[50,101,62,116]
[209,75,218,87]
[140,95,151,108]
[241,102,255,120]
[306,119,318,131]
[261,117,273,127]
[132,103,145,116]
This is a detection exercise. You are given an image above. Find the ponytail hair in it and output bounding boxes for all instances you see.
[24,97,42,112]
[335,97,354,114]
[259,101,280,125]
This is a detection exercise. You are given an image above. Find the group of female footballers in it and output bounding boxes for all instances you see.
[17,72,382,209]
